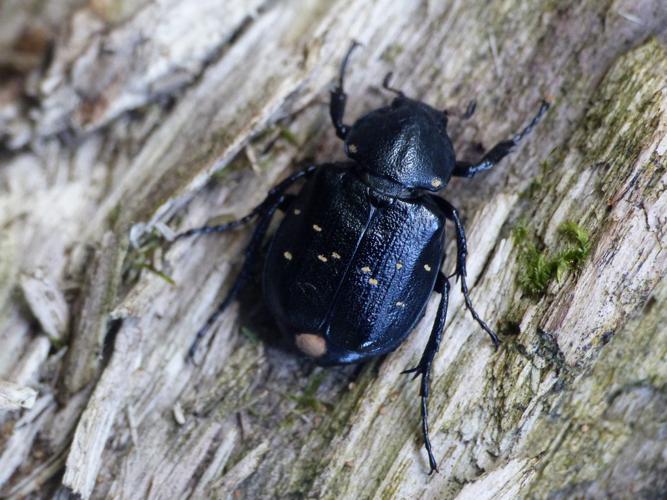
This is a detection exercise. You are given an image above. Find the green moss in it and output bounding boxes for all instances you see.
[137,263,176,285]
[286,369,332,414]
[514,221,591,297]
[278,127,299,146]
[556,221,591,274]
[381,44,404,64]
[122,229,175,287]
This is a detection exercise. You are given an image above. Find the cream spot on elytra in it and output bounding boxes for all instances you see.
[312,224,322,232]
[295,333,327,358]
[424,264,432,272]
[396,301,406,308]
[431,177,442,188]
[293,208,301,215]
[283,251,293,260]
[368,278,378,286]
[395,262,403,269]
[361,266,371,273]
[317,254,328,262]
[331,252,341,259]
[348,144,358,153]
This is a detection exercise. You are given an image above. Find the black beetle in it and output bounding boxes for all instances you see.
[175,43,548,474]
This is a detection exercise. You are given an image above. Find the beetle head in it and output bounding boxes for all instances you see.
[344,96,455,191]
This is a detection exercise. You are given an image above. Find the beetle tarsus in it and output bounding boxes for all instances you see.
[452,100,550,178]
[174,214,256,241]
[401,365,423,380]
[460,278,501,349]
[436,198,500,348]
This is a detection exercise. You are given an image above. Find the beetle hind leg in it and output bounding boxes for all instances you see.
[187,197,282,362]
[402,273,451,474]
[173,167,315,242]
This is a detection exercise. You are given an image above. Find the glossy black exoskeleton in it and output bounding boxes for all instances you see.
[175,43,549,474]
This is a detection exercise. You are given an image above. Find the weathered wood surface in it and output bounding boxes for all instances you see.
[1,1,666,498]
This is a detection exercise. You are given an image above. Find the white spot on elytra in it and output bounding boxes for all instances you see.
[361,266,371,273]
[395,262,403,269]
[431,177,442,188]
[283,251,293,260]
[317,254,328,262]
[368,278,378,286]
[294,208,302,215]
[348,144,358,153]
[396,301,405,308]
[312,224,322,232]
[424,264,432,272]
[331,252,341,259]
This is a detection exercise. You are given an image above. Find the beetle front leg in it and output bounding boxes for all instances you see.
[174,165,316,241]
[453,100,549,178]
[330,42,360,140]
[402,272,450,474]
[436,198,500,349]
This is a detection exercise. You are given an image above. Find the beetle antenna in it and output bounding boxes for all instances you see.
[443,99,476,120]
[382,72,405,97]
[339,40,362,89]
[462,99,477,120]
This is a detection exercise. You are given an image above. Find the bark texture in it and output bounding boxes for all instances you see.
[1,1,667,499]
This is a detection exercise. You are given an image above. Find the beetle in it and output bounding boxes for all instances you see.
[174,43,549,474]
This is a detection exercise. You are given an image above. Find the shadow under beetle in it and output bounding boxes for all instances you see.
[175,43,549,474]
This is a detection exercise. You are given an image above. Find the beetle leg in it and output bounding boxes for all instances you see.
[436,198,500,349]
[174,166,316,241]
[330,41,361,140]
[443,99,476,121]
[187,196,284,362]
[402,273,450,474]
[453,100,549,178]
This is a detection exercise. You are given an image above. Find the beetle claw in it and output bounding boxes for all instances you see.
[401,365,423,380]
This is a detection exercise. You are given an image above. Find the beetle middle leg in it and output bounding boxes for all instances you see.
[186,196,283,361]
[434,197,500,348]
[402,272,451,474]
[175,165,317,360]
[453,100,549,178]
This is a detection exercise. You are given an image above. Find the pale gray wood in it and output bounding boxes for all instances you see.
[0,380,37,411]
